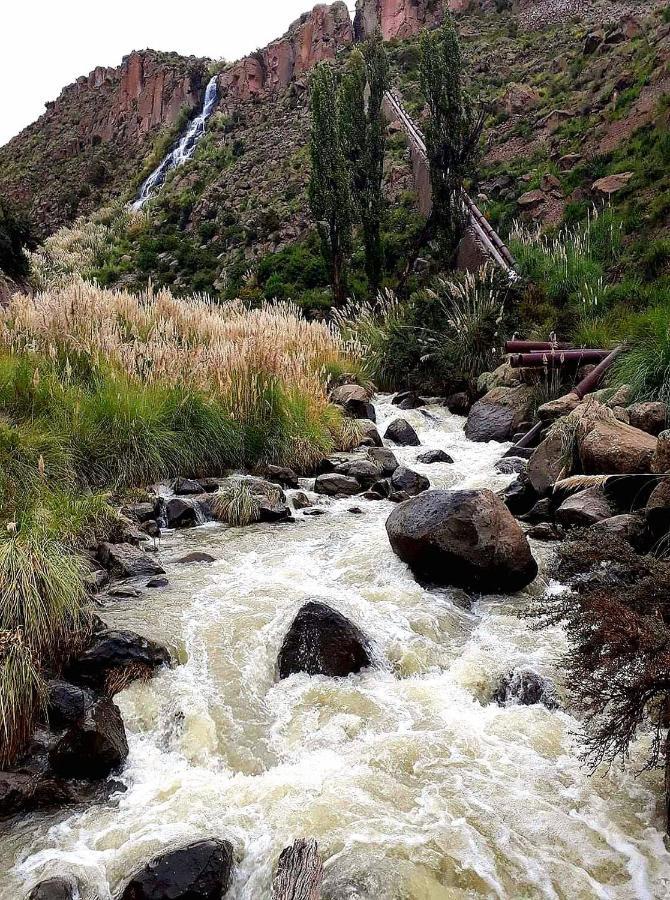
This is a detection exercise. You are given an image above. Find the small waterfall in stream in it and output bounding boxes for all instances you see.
[132,75,219,210]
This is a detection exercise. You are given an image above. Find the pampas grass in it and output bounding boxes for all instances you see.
[0,631,45,768]
[211,481,262,526]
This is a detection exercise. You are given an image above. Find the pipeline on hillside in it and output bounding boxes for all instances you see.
[509,350,610,369]
[384,90,518,276]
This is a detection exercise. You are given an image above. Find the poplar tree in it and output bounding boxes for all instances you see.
[419,14,483,264]
[308,64,354,306]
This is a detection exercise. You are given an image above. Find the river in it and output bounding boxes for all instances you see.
[1,397,669,899]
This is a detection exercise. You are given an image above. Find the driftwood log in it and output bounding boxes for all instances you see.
[271,839,323,900]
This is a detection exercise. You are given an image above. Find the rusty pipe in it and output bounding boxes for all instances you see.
[509,350,610,369]
[505,340,574,353]
[573,345,625,399]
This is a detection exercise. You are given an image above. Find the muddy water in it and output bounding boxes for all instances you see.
[1,398,669,899]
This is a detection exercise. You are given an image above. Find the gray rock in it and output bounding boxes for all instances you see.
[265,465,300,489]
[493,667,558,709]
[97,543,165,580]
[417,449,454,465]
[384,418,420,446]
[334,459,383,488]
[278,601,371,679]
[291,491,312,510]
[173,477,205,496]
[165,497,208,528]
[313,474,363,497]
[27,877,81,900]
[390,466,430,496]
[555,487,614,528]
[367,447,399,475]
[66,629,171,691]
[330,384,376,421]
[47,680,96,729]
[120,839,234,900]
[49,698,129,779]
[356,419,383,447]
[495,457,528,476]
[146,576,169,589]
[176,552,216,564]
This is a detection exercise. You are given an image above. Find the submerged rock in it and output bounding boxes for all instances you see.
[291,491,313,510]
[49,698,129,779]
[386,489,538,593]
[66,629,171,691]
[384,418,420,446]
[0,771,78,819]
[393,391,426,410]
[120,838,234,900]
[27,876,81,900]
[97,542,165,580]
[493,668,558,709]
[278,601,372,679]
[176,552,216,564]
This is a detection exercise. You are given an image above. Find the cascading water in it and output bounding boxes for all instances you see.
[132,75,219,210]
[1,398,669,899]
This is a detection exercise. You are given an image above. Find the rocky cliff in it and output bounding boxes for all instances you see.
[354,0,482,40]
[0,51,208,236]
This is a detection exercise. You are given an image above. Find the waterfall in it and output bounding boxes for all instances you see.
[132,75,219,210]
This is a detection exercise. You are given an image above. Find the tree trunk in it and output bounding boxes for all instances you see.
[271,839,323,900]
[665,730,670,837]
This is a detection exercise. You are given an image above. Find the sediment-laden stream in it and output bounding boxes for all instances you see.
[1,398,669,899]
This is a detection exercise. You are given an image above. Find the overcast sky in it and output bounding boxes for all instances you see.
[0,0,358,147]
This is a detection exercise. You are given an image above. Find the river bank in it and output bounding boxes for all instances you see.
[2,397,668,899]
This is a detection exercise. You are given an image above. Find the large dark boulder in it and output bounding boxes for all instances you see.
[356,420,383,447]
[47,680,96,729]
[390,466,430,497]
[264,465,299,489]
[97,543,165,580]
[386,489,538,592]
[165,497,208,528]
[120,838,234,900]
[66,629,171,691]
[173,477,205,496]
[27,877,81,900]
[329,384,376,421]
[393,391,426,410]
[334,459,383,488]
[49,698,129,779]
[417,449,454,465]
[465,385,535,443]
[555,487,614,528]
[367,447,399,476]
[313,474,362,497]
[278,601,371,679]
[384,418,420,446]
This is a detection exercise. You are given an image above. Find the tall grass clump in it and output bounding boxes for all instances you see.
[211,481,262,526]
[611,300,670,403]
[0,631,45,768]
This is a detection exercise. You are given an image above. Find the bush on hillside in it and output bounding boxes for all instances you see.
[0,200,35,280]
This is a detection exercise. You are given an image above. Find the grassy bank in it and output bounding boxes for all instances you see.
[0,276,359,767]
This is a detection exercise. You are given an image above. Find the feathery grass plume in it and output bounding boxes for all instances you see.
[211,480,261,526]
[0,630,45,768]
[0,522,86,661]
[333,289,408,388]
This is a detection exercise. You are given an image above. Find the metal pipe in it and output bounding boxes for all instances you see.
[505,340,573,353]
[573,345,625,399]
[509,350,610,369]
[510,421,544,451]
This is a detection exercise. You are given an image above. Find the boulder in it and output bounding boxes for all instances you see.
[465,385,535,443]
[389,490,410,503]
[47,680,96,729]
[519,498,552,524]
[329,384,375,421]
[356,419,383,447]
[417,449,454,464]
[119,839,234,900]
[146,576,169,588]
[386,489,538,592]
[390,466,430,497]
[49,698,129,779]
[384,418,420,446]
[527,430,565,495]
[555,487,615,528]
[652,430,670,473]
[526,523,562,542]
[493,668,558,709]
[0,771,77,818]
[536,392,581,423]
[367,447,399,476]
[504,473,538,516]
[97,543,165,580]
[165,497,208,528]
[592,172,633,195]
[495,457,527,476]
[588,514,647,551]
[264,465,300,488]
[66,629,171,691]
[628,401,667,436]
[291,491,312,510]
[645,480,670,536]
[579,418,657,474]
[120,502,156,524]
[445,392,471,415]
[313,474,362,497]
[176,552,216,564]
[27,877,81,900]
[173,477,205,496]
[370,479,391,498]
[392,391,426,410]
[334,459,383,488]
[278,601,371,679]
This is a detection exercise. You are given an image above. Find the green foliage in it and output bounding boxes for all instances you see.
[611,299,670,404]
[0,631,45,768]
[0,200,34,280]
[211,480,261,526]
[255,237,329,301]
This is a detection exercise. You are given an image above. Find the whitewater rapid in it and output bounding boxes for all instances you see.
[2,398,669,899]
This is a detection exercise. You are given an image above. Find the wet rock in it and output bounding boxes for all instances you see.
[367,447,399,476]
[334,459,383,488]
[291,491,312,510]
[588,514,647,551]
[645,480,670,536]
[370,478,391,498]
[47,680,96,729]
[278,601,371,679]
[146,576,169,588]
[121,502,156,524]
[108,586,143,599]
[493,668,558,709]
[465,385,535,443]
[303,508,327,517]
[66,629,171,691]
[652,430,670,473]
[555,487,614,528]
[384,418,420,446]
[519,498,552,524]
[329,384,376,421]
[165,497,208,528]
[504,473,539,517]
[579,418,657,474]
[313,474,362,497]
[97,543,165,580]
[49,698,129,779]
[348,507,364,515]
[0,772,72,818]
[527,430,565,496]
[85,568,109,592]
[356,419,383,447]
[389,490,410,503]
[258,497,292,523]
[26,876,81,900]
[386,489,538,593]
[417,449,454,465]
[628,402,668,436]
[445,392,471,415]
[390,466,430,497]
[495,457,527,476]
[393,391,426,410]
[119,838,234,900]
[177,552,216,564]
[173,477,205,496]
[265,465,300,488]
[362,490,385,501]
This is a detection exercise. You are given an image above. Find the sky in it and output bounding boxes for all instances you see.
[0,0,358,147]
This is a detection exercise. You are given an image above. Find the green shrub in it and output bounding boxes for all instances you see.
[611,300,670,403]
[0,631,45,768]
[0,200,35,280]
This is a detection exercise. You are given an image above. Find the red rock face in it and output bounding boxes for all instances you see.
[219,2,353,103]
[354,0,475,40]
